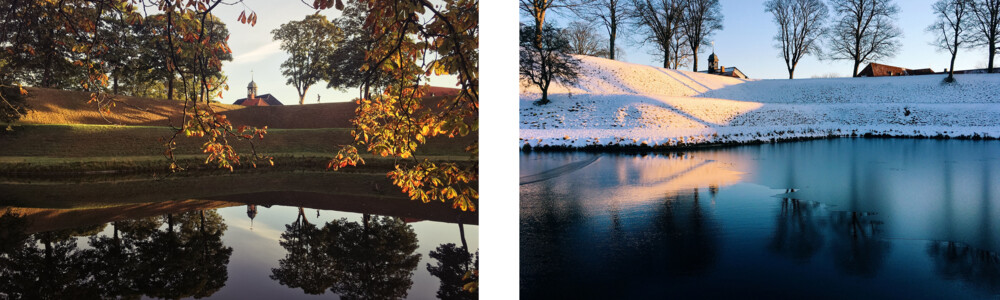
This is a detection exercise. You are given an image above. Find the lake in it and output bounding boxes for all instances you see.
[520,138,1000,299]
[0,173,478,299]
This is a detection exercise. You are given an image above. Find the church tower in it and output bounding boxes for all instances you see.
[247,80,258,100]
[708,52,719,74]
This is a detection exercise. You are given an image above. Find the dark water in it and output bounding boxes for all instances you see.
[0,181,478,300]
[520,138,1000,299]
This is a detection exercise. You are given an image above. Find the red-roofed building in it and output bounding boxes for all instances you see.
[858,63,935,77]
[233,80,283,106]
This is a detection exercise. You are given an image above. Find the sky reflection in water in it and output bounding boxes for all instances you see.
[520,138,1000,299]
[0,199,478,299]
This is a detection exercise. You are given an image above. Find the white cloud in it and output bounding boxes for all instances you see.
[232,41,282,65]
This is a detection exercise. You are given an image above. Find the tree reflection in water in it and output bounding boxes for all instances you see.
[829,211,889,277]
[427,223,479,300]
[769,194,823,262]
[0,209,232,299]
[927,241,1000,294]
[648,188,718,276]
[271,212,421,300]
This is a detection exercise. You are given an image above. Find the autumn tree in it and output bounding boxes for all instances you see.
[970,0,1000,72]
[564,21,611,57]
[325,0,390,98]
[143,12,233,103]
[930,0,975,82]
[4,0,479,211]
[765,0,829,79]
[681,0,724,72]
[326,0,480,212]
[520,23,580,105]
[632,0,687,68]
[0,1,87,89]
[273,14,343,105]
[828,0,903,77]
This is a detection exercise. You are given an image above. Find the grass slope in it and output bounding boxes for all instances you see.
[18,87,358,128]
[2,87,476,173]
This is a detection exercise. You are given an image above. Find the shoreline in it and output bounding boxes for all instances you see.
[521,133,1000,153]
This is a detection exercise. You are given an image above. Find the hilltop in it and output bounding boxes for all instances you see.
[18,87,357,128]
[520,56,1000,148]
[1,87,475,175]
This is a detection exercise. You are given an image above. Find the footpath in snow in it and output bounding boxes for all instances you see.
[520,55,1000,148]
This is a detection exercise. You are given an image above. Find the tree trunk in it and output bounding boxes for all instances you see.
[989,40,996,73]
[948,51,957,82]
[299,94,305,105]
[113,74,119,95]
[540,85,549,105]
[852,60,861,77]
[788,68,794,79]
[692,53,699,72]
[458,221,469,254]
[609,24,616,60]
[534,13,545,50]
[663,51,670,68]
[168,78,174,100]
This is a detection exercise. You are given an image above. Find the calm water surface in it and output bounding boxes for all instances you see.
[0,176,478,300]
[521,138,1000,299]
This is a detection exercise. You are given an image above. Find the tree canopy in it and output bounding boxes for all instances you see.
[273,14,343,105]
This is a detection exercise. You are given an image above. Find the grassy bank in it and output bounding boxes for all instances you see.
[0,124,475,174]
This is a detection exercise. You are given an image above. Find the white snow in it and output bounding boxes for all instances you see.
[520,55,1000,148]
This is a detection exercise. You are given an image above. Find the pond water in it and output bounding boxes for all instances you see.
[521,138,1000,299]
[0,176,478,299]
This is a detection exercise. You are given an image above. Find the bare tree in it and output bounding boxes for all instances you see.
[766,0,829,79]
[667,31,693,69]
[564,21,611,57]
[929,0,975,82]
[969,0,1000,72]
[681,0,724,72]
[828,0,903,77]
[633,0,687,68]
[568,0,632,60]
[520,23,580,105]
[520,0,576,48]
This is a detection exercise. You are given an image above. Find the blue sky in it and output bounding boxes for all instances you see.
[210,0,455,105]
[536,0,992,79]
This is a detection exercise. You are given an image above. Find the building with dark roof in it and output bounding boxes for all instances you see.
[699,52,749,79]
[233,80,283,106]
[858,62,935,77]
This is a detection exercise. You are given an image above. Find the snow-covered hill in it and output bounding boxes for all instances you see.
[520,55,1000,148]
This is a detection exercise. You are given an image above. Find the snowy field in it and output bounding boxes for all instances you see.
[520,56,1000,148]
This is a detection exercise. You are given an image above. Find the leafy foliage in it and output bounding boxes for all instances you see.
[273,14,343,105]
[327,0,480,212]
[326,0,392,96]
[427,243,479,300]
